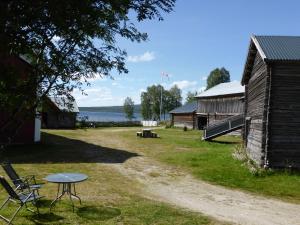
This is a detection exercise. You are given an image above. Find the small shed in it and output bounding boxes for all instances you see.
[242,35,300,168]
[169,101,198,129]
[42,96,79,129]
[195,81,244,127]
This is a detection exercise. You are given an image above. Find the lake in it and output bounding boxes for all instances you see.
[78,111,143,122]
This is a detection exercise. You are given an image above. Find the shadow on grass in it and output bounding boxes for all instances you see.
[77,206,121,221]
[27,213,64,223]
[3,132,139,164]
[208,139,241,145]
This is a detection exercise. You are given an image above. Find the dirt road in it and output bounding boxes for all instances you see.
[109,156,300,225]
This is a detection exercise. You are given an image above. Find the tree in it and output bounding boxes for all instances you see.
[147,85,163,120]
[123,97,134,121]
[206,67,230,90]
[141,92,152,120]
[0,0,176,144]
[186,91,198,103]
[168,85,182,108]
[140,84,182,120]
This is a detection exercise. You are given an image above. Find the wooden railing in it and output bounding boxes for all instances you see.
[203,114,244,140]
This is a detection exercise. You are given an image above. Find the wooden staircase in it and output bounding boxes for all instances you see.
[203,114,244,140]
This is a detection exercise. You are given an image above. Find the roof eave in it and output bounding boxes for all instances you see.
[196,92,244,99]
[241,35,268,85]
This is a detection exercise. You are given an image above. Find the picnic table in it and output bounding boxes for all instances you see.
[137,129,158,138]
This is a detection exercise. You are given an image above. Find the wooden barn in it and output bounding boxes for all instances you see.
[0,55,41,144]
[169,101,198,129]
[196,81,244,124]
[42,96,79,129]
[195,81,245,139]
[242,35,300,169]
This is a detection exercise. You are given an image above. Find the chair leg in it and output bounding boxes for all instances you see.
[0,198,10,210]
[8,205,22,225]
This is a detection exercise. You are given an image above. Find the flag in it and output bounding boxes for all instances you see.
[161,71,170,80]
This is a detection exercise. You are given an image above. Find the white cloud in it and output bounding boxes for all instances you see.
[127,51,155,63]
[170,80,198,89]
[198,86,206,93]
[79,73,108,83]
[139,88,146,93]
[73,87,113,106]
[201,76,207,81]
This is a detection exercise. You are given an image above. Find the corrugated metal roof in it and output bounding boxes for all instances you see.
[196,81,244,98]
[50,97,79,113]
[253,35,300,61]
[169,101,197,114]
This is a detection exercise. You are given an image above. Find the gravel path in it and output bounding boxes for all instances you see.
[110,156,300,225]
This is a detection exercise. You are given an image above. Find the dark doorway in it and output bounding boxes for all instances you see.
[197,116,207,130]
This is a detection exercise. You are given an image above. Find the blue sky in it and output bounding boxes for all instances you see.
[74,0,300,107]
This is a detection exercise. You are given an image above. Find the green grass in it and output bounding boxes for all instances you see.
[1,127,299,224]
[0,130,219,225]
[119,128,300,203]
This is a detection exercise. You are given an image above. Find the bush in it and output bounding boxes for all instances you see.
[183,126,188,131]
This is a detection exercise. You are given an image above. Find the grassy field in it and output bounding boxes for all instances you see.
[0,129,220,225]
[120,128,300,203]
[1,127,299,224]
[38,127,300,203]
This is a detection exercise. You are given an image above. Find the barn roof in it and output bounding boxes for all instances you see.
[169,101,197,114]
[196,81,244,99]
[242,35,300,84]
[49,96,79,113]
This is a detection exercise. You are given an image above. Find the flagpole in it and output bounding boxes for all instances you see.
[160,72,169,121]
[160,82,163,121]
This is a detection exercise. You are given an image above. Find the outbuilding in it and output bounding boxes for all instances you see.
[42,96,79,129]
[169,101,198,129]
[242,35,300,168]
[195,81,244,127]
[0,55,41,144]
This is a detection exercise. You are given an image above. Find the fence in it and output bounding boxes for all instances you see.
[142,121,158,127]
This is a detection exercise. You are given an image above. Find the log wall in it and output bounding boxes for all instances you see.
[245,52,268,166]
[172,113,196,129]
[197,96,244,114]
[268,62,300,168]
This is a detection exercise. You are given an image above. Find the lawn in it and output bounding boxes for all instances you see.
[41,127,300,203]
[1,127,299,224]
[0,130,219,225]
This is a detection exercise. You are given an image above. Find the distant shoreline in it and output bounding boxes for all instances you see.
[79,105,141,113]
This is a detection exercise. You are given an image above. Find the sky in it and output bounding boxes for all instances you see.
[74,0,300,107]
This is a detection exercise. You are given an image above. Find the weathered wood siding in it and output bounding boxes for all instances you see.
[43,112,77,129]
[172,113,195,129]
[268,62,300,168]
[197,96,244,114]
[245,53,268,166]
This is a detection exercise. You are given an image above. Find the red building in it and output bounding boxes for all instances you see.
[0,55,41,144]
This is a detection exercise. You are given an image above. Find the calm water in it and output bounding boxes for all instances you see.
[78,111,143,122]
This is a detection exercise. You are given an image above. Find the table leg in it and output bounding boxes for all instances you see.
[72,184,82,205]
[67,183,75,212]
[50,183,82,212]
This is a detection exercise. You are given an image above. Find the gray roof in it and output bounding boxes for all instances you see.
[50,97,79,113]
[253,35,300,61]
[242,35,300,85]
[196,81,244,98]
[169,101,197,114]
